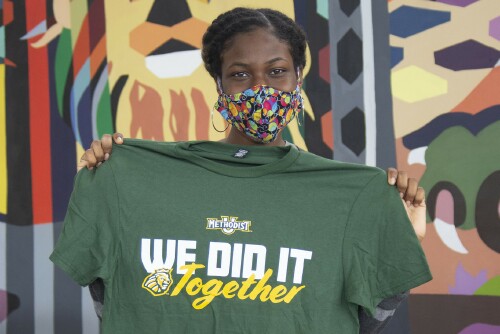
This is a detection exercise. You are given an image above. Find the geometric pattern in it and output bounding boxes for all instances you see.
[436,0,480,7]
[392,65,448,103]
[339,0,360,17]
[316,0,329,19]
[390,6,451,38]
[391,46,404,68]
[341,107,365,156]
[337,29,363,84]
[330,0,396,171]
[434,40,500,71]
[319,44,330,83]
[489,16,500,41]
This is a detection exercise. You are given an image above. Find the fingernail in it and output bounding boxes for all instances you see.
[89,167,94,170]
[104,153,109,160]
[390,177,396,185]
[97,162,102,167]
[399,192,404,198]
[118,137,123,143]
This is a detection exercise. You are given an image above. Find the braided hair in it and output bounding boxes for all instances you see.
[201,7,307,79]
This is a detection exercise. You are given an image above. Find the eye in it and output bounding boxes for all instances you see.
[270,68,286,75]
[231,72,249,78]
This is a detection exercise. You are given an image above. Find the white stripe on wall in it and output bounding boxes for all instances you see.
[34,223,55,334]
[361,0,377,166]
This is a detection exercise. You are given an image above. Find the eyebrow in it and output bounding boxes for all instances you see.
[226,57,289,69]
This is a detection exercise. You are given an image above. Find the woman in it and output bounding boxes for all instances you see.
[51,8,430,334]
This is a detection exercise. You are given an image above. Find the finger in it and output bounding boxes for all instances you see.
[396,171,408,196]
[414,187,426,207]
[101,134,113,157]
[85,149,97,168]
[403,178,418,204]
[77,153,88,172]
[91,140,105,163]
[113,132,124,144]
[386,167,398,185]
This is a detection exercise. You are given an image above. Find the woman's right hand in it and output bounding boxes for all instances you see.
[77,133,123,172]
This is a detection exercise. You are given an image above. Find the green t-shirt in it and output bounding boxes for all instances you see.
[50,139,431,334]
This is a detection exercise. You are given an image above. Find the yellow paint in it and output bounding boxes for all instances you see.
[70,0,88,49]
[75,142,85,172]
[392,65,448,103]
[0,65,6,214]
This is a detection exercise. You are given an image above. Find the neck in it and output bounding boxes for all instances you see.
[219,127,286,147]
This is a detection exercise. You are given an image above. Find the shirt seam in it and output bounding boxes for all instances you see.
[104,157,121,305]
[377,270,431,296]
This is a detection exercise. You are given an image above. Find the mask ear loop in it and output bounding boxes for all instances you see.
[296,68,305,127]
[212,77,230,133]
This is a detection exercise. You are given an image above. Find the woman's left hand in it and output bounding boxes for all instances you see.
[386,168,426,242]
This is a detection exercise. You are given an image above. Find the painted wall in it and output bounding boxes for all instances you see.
[0,0,498,333]
[388,1,500,332]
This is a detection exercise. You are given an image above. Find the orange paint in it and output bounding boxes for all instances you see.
[452,67,500,114]
[130,18,208,56]
[321,110,334,150]
[90,36,107,77]
[73,16,90,74]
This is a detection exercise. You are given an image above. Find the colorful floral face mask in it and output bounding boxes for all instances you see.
[214,83,303,143]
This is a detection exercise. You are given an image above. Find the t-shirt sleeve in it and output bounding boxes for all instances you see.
[50,163,119,286]
[342,170,432,316]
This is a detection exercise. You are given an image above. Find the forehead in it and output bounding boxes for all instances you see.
[221,28,293,67]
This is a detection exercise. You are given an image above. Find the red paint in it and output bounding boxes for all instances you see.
[73,16,90,75]
[26,0,53,224]
[321,110,334,150]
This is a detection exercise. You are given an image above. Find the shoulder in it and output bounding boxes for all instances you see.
[113,139,179,156]
[294,150,386,181]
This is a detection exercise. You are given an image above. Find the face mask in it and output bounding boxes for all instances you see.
[214,81,303,144]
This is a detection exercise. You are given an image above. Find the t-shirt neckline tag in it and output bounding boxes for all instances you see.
[233,149,249,158]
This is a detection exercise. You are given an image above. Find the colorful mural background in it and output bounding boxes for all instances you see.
[0,0,499,333]
[388,0,500,332]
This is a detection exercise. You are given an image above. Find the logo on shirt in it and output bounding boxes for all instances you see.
[233,149,249,158]
[206,216,252,235]
[142,268,173,296]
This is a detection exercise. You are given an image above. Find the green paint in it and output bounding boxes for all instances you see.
[317,0,329,19]
[96,82,114,137]
[55,29,73,118]
[0,27,5,59]
[474,276,500,296]
[421,120,500,229]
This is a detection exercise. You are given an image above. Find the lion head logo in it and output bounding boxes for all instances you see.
[142,268,173,296]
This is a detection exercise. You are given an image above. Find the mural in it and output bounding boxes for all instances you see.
[388,0,500,332]
[0,0,499,333]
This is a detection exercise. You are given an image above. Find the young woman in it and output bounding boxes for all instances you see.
[52,8,430,334]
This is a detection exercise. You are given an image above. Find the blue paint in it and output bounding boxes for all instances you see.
[390,6,451,38]
[391,47,404,68]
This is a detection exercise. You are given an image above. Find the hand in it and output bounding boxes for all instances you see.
[77,133,123,172]
[386,168,426,242]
